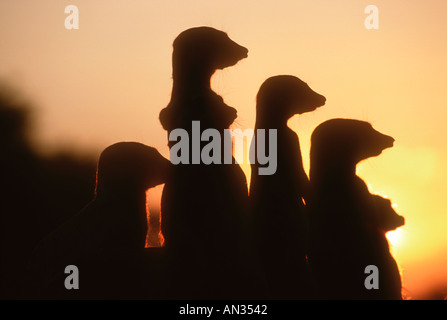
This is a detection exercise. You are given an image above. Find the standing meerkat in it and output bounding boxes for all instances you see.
[250,75,326,299]
[308,118,402,299]
[26,142,170,299]
[158,27,257,299]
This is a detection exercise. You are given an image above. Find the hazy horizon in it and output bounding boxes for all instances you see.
[1,0,446,299]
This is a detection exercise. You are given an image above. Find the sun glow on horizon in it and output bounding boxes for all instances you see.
[1,0,446,298]
[387,228,405,249]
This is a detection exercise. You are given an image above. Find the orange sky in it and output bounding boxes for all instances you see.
[1,0,446,298]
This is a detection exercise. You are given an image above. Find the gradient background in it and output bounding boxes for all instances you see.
[1,0,446,299]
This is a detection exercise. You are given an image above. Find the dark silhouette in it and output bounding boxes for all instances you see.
[158,27,259,299]
[371,194,404,234]
[308,118,404,299]
[0,27,420,300]
[249,75,326,299]
[25,142,170,299]
[0,83,97,299]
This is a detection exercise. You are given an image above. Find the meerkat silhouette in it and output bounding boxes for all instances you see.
[159,26,248,134]
[371,195,404,233]
[158,27,256,299]
[308,118,403,299]
[250,75,326,299]
[369,194,405,298]
[26,142,170,299]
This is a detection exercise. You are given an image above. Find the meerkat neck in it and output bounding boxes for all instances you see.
[172,65,214,97]
[255,102,293,129]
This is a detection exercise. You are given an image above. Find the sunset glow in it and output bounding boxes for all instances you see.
[1,0,446,299]
[387,229,405,248]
